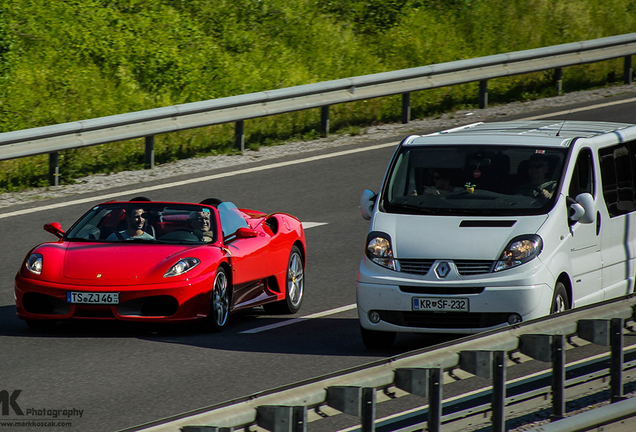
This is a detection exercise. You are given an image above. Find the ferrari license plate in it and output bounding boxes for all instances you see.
[412,297,469,312]
[67,292,119,304]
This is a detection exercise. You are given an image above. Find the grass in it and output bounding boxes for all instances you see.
[0,0,635,191]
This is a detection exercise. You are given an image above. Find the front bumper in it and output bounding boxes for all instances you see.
[357,258,553,334]
[14,273,213,323]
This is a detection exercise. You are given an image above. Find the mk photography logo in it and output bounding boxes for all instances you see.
[0,390,84,420]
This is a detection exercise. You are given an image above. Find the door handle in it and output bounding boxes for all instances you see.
[596,211,601,236]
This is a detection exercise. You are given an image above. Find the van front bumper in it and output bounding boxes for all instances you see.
[357,280,551,335]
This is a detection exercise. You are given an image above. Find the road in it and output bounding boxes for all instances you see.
[1,92,635,432]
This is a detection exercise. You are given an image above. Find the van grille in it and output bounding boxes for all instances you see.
[398,259,494,276]
[455,260,494,275]
[398,259,435,275]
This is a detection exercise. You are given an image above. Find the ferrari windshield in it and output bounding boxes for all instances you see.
[65,203,219,244]
[382,145,568,216]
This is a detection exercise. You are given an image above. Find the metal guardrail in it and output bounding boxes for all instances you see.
[120,294,636,432]
[1,33,635,185]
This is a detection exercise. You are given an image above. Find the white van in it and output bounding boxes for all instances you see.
[357,121,636,349]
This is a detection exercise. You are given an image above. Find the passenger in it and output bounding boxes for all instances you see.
[413,169,462,195]
[189,210,215,242]
[514,154,557,200]
[107,208,155,241]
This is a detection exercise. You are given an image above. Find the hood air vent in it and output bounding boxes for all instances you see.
[459,220,516,227]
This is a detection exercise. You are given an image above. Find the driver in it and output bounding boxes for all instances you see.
[514,154,557,200]
[107,208,155,240]
[189,210,215,242]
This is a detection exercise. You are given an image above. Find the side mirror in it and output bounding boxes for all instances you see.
[360,190,377,221]
[44,222,65,239]
[234,227,258,239]
[569,193,595,224]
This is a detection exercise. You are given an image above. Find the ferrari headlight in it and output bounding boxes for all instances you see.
[26,253,43,275]
[494,235,542,272]
[365,232,396,271]
[164,257,200,277]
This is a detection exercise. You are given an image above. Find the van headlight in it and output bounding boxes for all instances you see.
[365,232,396,271]
[494,235,542,272]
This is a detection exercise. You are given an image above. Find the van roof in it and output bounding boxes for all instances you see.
[405,120,636,147]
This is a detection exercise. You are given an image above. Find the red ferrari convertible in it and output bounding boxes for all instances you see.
[15,198,306,331]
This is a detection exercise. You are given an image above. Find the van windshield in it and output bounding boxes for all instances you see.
[381,145,568,216]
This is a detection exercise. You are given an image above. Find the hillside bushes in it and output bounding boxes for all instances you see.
[0,0,635,189]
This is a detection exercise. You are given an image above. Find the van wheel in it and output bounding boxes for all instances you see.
[360,326,396,350]
[550,282,569,314]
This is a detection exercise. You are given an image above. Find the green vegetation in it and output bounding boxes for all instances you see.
[1,0,635,190]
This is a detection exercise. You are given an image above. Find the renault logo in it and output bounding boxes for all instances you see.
[435,262,451,278]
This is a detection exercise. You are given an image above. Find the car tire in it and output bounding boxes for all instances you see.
[264,246,304,314]
[550,282,569,314]
[206,267,230,332]
[360,325,396,350]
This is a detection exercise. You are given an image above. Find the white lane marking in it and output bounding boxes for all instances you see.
[302,222,328,229]
[520,96,636,120]
[240,303,356,334]
[0,142,398,219]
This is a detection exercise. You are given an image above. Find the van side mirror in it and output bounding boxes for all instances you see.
[568,193,595,224]
[360,190,377,220]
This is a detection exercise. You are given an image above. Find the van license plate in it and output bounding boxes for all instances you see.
[67,292,119,304]
[413,297,469,312]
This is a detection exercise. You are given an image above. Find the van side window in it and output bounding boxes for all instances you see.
[568,149,594,199]
[599,142,636,217]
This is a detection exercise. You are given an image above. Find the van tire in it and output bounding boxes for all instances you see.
[360,326,396,350]
[550,282,569,314]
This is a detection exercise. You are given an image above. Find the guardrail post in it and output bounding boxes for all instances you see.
[394,368,428,397]
[492,351,506,432]
[428,368,442,432]
[610,318,625,403]
[401,93,411,124]
[519,334,565,420]
[326,386,375,431]
[361,387,376,432]
[459,350,493,378]
[48,152,59,186]
[320,106,330,137]
[624,55,633,85]
[554,68,563,95]
[145,136,155,169]
[326,386,361,416]
[256,405,306,432]
[235,120,245,153]
[479,80,488,109]
[551,334,565,420]
[578,319,610,345]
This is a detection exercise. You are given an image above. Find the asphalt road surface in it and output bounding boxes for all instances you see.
[1,93,635,432]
